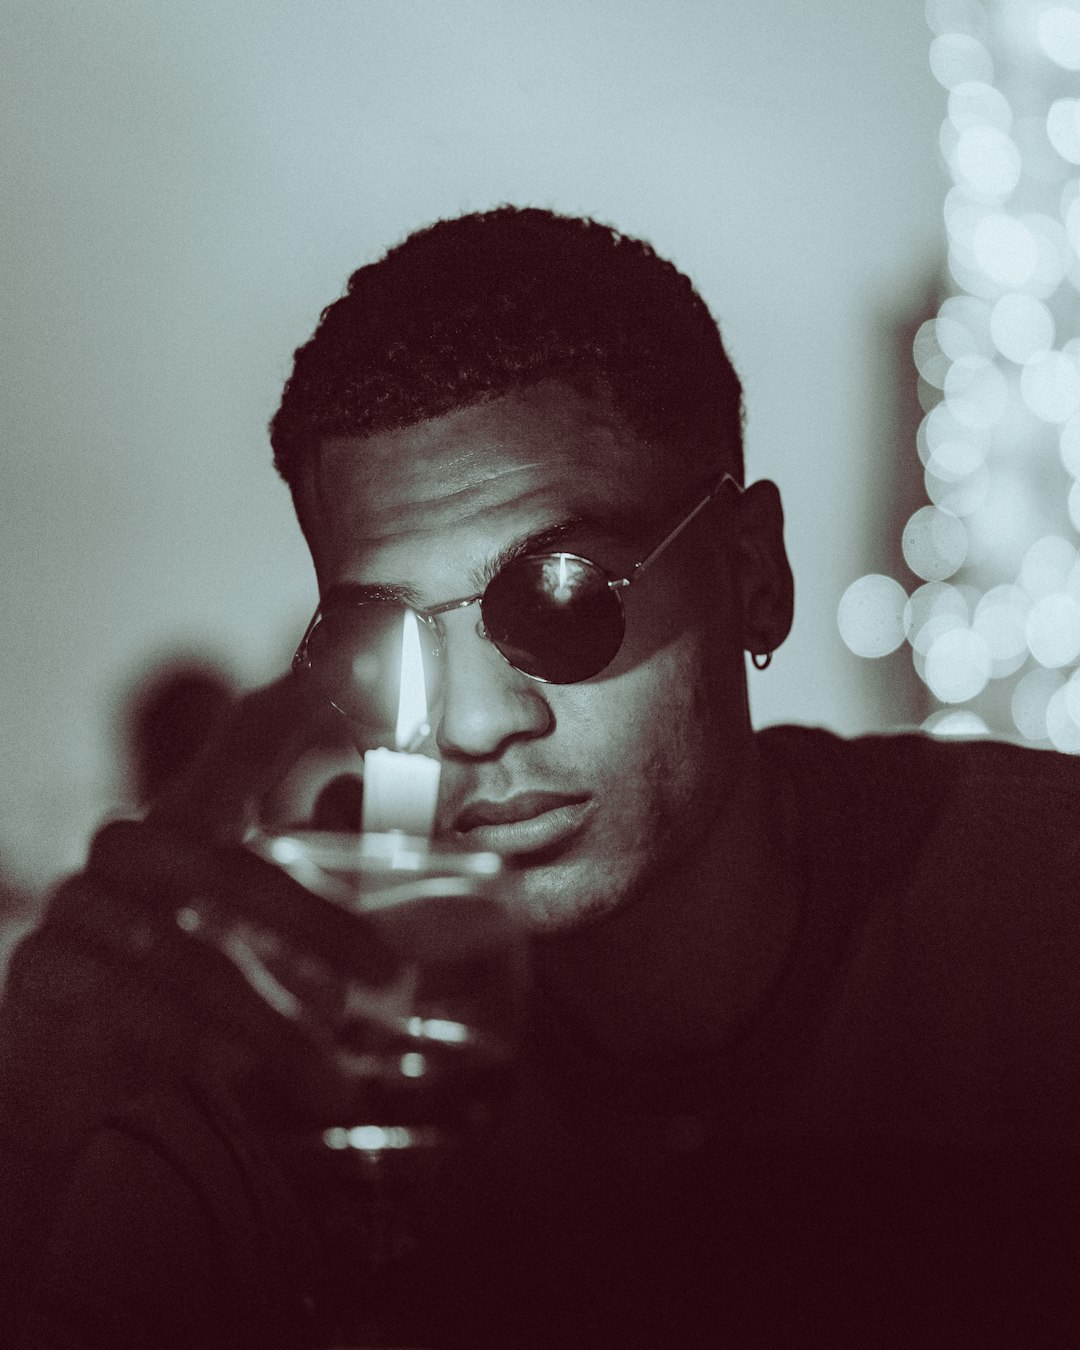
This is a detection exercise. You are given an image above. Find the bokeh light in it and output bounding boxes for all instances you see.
[944,185,988,252]
[926,0,989,40]
[1046,672,1080,751]
[922,708,991,736]
[918,399,992,474]
[1023,212,1070,295]
[1019,349,1080,422]
[1011,666,1064,740]
[924,626,992,702]
[948,79,1012,133]
[930,33,995,88]
[1062,414,1080,476]
[990,293,1054,363]
[954,125,1022,197]
[972,213,1038,287]
[1046,97,1080,164]
[1026,591,1080,666]
[1039,6,1080,70]
[836,574,909,658]
[914,318,952,387]
[925,460,989,517]
[943,354,1008,425]
[902,505,969,580]
[937,293,994,358]
[924,432,988,478]
[904,579,969,636]
[1063,182,1080,255]
[973,583,1030,676]
[963,468,1040,576]
[845,5,1080,748]
[1014,114,1068,185]
[1019,533,1077,597]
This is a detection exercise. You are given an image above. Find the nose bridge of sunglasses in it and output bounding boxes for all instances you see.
[417,594,484,654]
[303,549,634,716]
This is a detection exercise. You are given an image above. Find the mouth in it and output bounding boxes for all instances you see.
[450,791,594,858]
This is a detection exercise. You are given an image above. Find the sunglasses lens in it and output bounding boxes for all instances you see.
[482,555,624,682]
[303,603,440,729]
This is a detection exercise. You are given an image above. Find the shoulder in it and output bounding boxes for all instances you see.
[758,719,1080,786]
[757,722,1080,986]
[15,1083,315,1350]
[758,723,1080,854]
[761,727,1080,1146]
[0,865,317,1348]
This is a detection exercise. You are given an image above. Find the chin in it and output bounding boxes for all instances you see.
[500,853,638,935]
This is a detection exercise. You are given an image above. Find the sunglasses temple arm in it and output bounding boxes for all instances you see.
[629,473,742,581]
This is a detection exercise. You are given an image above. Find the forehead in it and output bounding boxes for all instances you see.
[304,382,677,580]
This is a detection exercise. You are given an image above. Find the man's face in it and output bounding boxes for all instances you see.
[302,381,757,933]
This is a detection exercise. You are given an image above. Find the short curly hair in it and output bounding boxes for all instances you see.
[270,206,744,507]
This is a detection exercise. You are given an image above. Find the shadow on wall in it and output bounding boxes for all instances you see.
[0,862,35,999]
[123,661,239,809]
[0,659,240,996]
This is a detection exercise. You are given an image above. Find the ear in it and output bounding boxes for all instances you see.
[730,479,794,658]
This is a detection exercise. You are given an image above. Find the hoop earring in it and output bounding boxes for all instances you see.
[751,650,772,671]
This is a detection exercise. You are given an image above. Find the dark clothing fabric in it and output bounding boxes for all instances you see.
[439,726,1080,1347]
[0,828,331,1348]
[2,727,1079,1347]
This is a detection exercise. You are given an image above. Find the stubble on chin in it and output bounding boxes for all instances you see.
[501,850,629,934]
[503,779,688,936]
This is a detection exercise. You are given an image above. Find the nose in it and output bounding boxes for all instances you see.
[433,608,553,760]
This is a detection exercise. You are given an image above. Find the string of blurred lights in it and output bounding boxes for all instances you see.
[838,0,1080,749]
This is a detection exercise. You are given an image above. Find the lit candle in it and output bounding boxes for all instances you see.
[360,609,442,836]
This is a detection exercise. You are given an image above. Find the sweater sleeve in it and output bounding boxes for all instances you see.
[19,1087,320,1350]
[20,1120,224,1350]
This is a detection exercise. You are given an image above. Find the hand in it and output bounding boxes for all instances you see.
[147,671,338,843]
[79,673,402,1096]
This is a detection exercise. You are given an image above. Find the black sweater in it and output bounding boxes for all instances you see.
[2,727,1079,1347]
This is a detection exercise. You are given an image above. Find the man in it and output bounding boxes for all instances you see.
[2,206,1079,1347]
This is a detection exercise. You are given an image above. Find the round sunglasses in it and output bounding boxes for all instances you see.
[293,471,741,717]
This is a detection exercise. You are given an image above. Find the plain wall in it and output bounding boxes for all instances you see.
[1,0,944,887]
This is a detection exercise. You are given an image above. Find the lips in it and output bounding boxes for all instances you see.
[451,791,593,857]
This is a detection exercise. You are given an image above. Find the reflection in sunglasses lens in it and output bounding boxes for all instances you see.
[483,556,624,682]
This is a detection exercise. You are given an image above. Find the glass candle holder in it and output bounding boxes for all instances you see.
[239,828,521,1348]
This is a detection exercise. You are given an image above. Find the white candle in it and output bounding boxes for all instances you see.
[360,747,441,836]
[361,609,441,836]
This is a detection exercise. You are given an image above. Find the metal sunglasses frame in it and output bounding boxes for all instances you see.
[293,470,743,685]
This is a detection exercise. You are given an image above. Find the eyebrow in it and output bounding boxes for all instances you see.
[322,511,646,612]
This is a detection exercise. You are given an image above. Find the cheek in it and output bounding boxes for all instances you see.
[608,543,737,687]
[563,626,743,809]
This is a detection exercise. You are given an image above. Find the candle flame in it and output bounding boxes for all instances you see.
[548,552,574,605]
[394,609,429,750]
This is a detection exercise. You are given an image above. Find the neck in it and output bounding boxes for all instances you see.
[531,742,802,1068]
